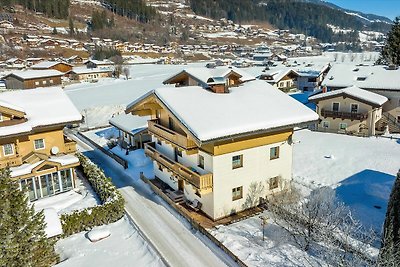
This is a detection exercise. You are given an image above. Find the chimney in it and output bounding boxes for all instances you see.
[207,77,228,94]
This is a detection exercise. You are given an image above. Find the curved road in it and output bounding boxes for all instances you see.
[69,132,235,267]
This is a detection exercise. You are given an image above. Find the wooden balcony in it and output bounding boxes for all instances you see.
[145,142,213,193]
[64,137,77,153]
[148,119,198,151]
[0,155,23,168]
[321,109,368,121]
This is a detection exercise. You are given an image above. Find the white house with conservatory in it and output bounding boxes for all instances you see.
[126,66,318,220]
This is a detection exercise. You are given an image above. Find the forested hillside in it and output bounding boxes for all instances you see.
[0,0,70,19]
[100,0,157,23]
[190,0,391,42]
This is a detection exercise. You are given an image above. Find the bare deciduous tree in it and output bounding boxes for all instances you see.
[122,67,130,80]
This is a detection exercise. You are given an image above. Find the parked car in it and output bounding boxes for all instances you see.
[0,80,6,89]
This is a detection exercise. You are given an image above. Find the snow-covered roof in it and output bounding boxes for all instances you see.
[151,80,318,142]
[0,99,25,113]
[4,69,63,80]
[32,61,72,69]
[309,86,388,106]
[261,68,299,83]
[0,88,82,137]
[109,113,149,135]
[164,66,256,85]
[84,59,113,65]
[322,64,400,90]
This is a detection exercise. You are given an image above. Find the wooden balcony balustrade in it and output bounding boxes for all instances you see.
[144,142,213,193]
[321,109,368,121]
[148,119,197,150]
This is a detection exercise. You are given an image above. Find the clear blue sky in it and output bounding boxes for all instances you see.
[325,0,400,20]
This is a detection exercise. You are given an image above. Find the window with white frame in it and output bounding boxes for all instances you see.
[232,186,243,201]
[322,121,329,128]
[270,146,280,160]
[42,80,47,85]
[351,103,358,113]
[232,155,243,169]
[35,81,39,86]
[269,176,280,190]
[49,79,54,84]
[3,144,14,156]
[34,139,45,150]
[339,123,347,130]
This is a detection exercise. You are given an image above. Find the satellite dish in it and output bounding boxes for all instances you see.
[51,146,59,155]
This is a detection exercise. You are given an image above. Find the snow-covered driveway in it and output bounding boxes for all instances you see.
[69,132,233,267]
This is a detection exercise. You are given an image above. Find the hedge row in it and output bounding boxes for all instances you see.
[60,154,125,237]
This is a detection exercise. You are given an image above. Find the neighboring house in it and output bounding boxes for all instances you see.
[3,70,63,89]
[25,58,44,67]
[84,59,114,69]
[295,63,331,92]
[125,68,318,221]
[109,113,151,149]
[5,58,24,69]
[66,55,85,65]
[31,61,73,73]
[163,66,255,88]
[322,64,400,132]
[259,68,299,91]
[309,86,388,136]
[0,88,82,201]
[67,67,112,81]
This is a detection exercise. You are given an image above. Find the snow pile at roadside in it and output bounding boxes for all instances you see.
[55,216,165,267]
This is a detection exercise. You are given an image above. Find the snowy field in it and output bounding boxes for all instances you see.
[211,130,399,266]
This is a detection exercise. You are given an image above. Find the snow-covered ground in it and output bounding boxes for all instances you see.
[211,130,399,266]
[55,216,165,267]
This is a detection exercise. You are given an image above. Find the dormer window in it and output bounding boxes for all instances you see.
[34,139,45,150]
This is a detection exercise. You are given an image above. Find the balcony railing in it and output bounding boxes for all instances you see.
[148,119,197,150]
[64,137,77,153]
[321,109,368,121]
[145,142,213,193]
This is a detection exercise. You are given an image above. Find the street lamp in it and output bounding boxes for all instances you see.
[259,215,268,241]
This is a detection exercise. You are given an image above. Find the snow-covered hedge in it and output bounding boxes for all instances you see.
[60,154,125,236]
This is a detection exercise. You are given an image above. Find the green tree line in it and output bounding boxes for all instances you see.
[100,0,156,23]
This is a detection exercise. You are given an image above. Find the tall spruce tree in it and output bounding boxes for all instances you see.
[379,17,400,65]
[378,170,400,266]
[0,169,57,267]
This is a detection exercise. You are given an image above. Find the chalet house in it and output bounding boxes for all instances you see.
[295,63,331,92]
[4,70,63,89]
[67,67,112,82]
[5,58,24,69]
[163,66,256,88]
[25,58,44,67]
[322,64,400,132]
[309,86,388,136]
[109,114,151,149]
[84,59,113,69]
[0,88,82,201]
[31,61,73,73]
[126,68,318,220]
[259,68,299,92]
[66,55,85,65]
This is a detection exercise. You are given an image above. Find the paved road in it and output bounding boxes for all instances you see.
[68,131,234,267]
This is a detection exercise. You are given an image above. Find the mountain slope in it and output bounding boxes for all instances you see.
[189,0,392,43]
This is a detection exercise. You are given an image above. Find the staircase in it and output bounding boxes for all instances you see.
[376,112,400,133]
[165,190,185,204]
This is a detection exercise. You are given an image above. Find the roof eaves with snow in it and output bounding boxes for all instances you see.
[309,86,388,107]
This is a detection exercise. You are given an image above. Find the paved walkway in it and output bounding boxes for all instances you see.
[67,131,235,267]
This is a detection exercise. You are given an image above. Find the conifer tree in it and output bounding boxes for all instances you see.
[0,169,57,267]
[69,16,75,36]
[378,170,400,266]
[379,17,400,65]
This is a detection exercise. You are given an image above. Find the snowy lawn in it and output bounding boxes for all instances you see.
[55,216,165,267]
[211,130,398,266]
[293,130,399,232]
